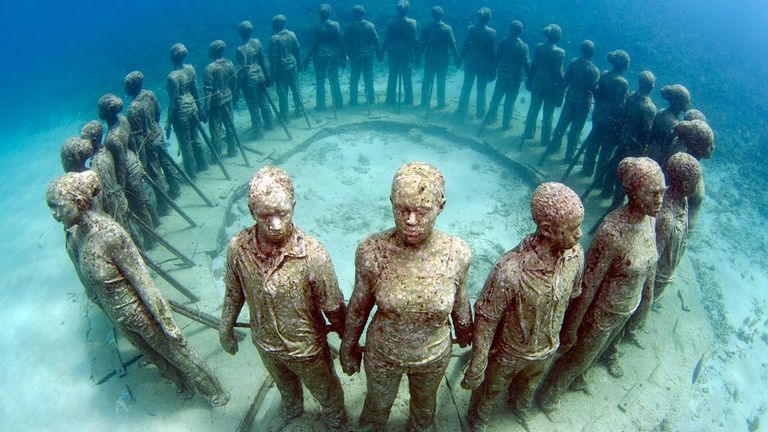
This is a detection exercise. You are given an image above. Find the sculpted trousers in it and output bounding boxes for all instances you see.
[314,57,344,110]
[172,114,207,179]
[275,70,302,120]
[386,55,414,105]
[421,57,449,107]
[458,65,489,117]
[360,348,450,432]
[258,346,347,430]
[486,75,522,128]
[523,89,557,148]
[242,85,273,132]
[208,103,236,156]
[549,98,591,159]
[349,56,375,106]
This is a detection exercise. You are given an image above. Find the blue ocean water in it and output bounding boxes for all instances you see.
[1,0,767,430]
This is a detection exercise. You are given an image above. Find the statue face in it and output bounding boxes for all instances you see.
[47,194,82,229]
[391,182,443,246]
[634,176,667,217]
[545,213,584,251]
[252,189,294,245]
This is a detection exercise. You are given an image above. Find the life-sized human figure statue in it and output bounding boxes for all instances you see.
[462,183,584,432]
[581,50,630,177]
[684,109,706,122]
[381,0,417,105]
[457,7,496,118]
[220,166,348,431]
[484,20,529,129]
[98,94,158,242]
[674,119,714,232]
[537,157,664,409]
[204,40,237,157]
[124,71,180,216]
[340,162,473,432]
[47,171,229,407]
[417,6,457,109]
[543,40,599,161]
[344,5,379,107]
[60,136,93,173]
[165,43,208,179]
[604,70,658,208]
[81,120,138,243]
[269,15,303,121]
[521,24,565,148]
[235,20,273,137]
[647,84,690,166]
[304,4,345,111]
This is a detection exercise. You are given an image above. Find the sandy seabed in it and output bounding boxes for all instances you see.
[0,70,766,432]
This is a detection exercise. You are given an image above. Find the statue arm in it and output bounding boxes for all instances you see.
[450,244,473,347]
[189,68,203,114]
[310,244,346,337]
[339,245,377,375]
[202,66,213,115]
[220,239,246,354]
[165,76,179,131]
[448,27,459,60]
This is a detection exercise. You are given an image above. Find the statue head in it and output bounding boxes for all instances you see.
[60,137,94,173]
[531,182,584,251]
[319,4,332,19]
[80,120,103,149]
[248,166,296,245]
[390,162,446,246]
[607,49,630,71]
[123,71,144,97]
[675,119,715,160]
[684,109,707,122]
[543,24,561,43]
[661,84,691,112]
[97,94,123,121]
[666,152,702,197]
[638,70,656,94]
[431,6,444,21]
[476,7,492,25]
[170,43,188,64]
[209,40,226,59]
[352,5,365,20]
[618,157,666,216]
[397,1,410,17]
[272,15,287,32]
[579,40,595,59]
[238,20,254,39]
[510,20,523,37]
[46,170,102,229]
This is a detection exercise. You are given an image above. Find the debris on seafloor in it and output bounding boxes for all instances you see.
[692,352,708,385]
[678,290,691,312]
[115,385,135,416]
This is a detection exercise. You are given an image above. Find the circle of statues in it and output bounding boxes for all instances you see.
[48,2,715,431]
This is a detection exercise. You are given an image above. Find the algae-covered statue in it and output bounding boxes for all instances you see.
[581,50,630,178]
[674,119,714,232]
[521,24,565,148]
[542,40,599,161]
[462,182,584,431]
[457,7,496,118]
[220,166,348,431]
[344,5,379,107]
[236,20,272,137]
[204,40,237,157]
[381,0,418,106]
[304,4,345,111]
[60,136,93,173]
[269,15,303,121]
[340,162,473,432]
[417,6,458,109]
[165,43,208,179]
[537,157,664,410]
[485,20,529,129]
[647,84,690,166]
[47,171,228,407]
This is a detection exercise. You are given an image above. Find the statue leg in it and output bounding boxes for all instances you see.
[421,62,435,107]
[467,354,520,431]
[315,58,327,110]
[458,68,477,115]
[329,59,343,109]
[258,348,305,420]
[120,327,192,396]
[359,354,403,430]
[291,346,348,431]
[566,101,590,161]
[405,349,450,432]
[507,355,554,412]
[502,79,521,129]
[485,77,505,125]
[522,91,544,140]
[362,57,375,105]
[349,59,361,106]
[435,59,447,108]
[386,58,398,104]
[402,60,413,105]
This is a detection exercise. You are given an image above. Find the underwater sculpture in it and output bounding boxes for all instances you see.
[47,171,228,407]
[674,119,714,232]
[381,0,418,106]
[484,20,529,129]
[581,50,630,178]
[417,5,458,109]
[647,84,691,167]
[604,70,658,207]
[220,166,348,431]
[204,40,237,157]
[344,5,379,108]
[537,157,664,409]
[340,162,473,432]
[98,93,158,244]
[457,7,496,119]
[521,24,565,149]
[542,40,599,161]
[125,70,180,215]
[236,20,273,137]
[60,136,93,173]
[304,4,345,111]
[165,43,208,179]
[269,15,303,121]
[462,182,584,432]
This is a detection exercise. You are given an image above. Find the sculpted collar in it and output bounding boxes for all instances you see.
[520,235,579,273]
[247,224,307,260]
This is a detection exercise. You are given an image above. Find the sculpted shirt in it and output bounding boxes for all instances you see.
[127,90,163,148]
[344,20,379,60]
[495,36,529,81]
[204,58,236,109]
[419,21,457,63]
[269,29,301,75]
[562,58,599,104]
[350,229,472,367]
[223,226,344,361]
[474,236,584,361]
[528,43,565,95]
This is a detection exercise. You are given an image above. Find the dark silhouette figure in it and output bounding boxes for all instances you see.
[417,6,458,109]
[344,5,379,107]
[204,40,237,157]
[647,84,691,167]
[235,20,273,137]
[457,7,496,118]
[269,15,302,121]
[485,20,529,129]
[381,0,418,105]
[304,4,345,111]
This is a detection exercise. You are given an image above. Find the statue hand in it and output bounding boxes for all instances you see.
[219,329,239,355]
[460,371,484,391]
[340,346,362,375]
